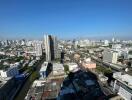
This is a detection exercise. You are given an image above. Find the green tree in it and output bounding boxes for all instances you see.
[64,65,69,74]
[104,68,112,74]
[96,66,112,74]
[30,72,39,82]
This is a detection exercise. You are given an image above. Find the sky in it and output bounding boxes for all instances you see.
[0,0,132,39]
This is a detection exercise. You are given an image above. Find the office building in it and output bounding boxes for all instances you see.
[44,35,51,61]
[44,34,58,61]
[103,49,118,63]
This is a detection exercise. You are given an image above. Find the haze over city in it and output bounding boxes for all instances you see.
[0,0,132,39]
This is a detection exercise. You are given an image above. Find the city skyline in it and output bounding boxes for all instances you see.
[0,1,132,99]
[0,0,132,39]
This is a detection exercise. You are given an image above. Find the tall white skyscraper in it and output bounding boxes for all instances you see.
[44,34,58,61]
[44,35,51,61]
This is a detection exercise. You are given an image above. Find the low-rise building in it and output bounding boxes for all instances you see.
[25,80,46,100]
[98,74,108,85]
[67,63,79,72]
[0,65,19,78]
[82,58,96,70]
[52,63,64,75]
[39,62,48,79]
[112,72,132,100]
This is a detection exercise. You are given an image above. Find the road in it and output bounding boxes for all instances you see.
[14,58,45,100]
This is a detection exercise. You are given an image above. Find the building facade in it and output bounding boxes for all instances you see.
[0,66,19,78]
[39,62,48,79]
[103,49,118,63]
[44,35,51,61]
[34,41,43,57]
[112,72,132,100]
[44,34,58,61]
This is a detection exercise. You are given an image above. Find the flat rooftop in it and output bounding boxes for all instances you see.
[25,80,46,100]
[53,63,64,71]
[52,63,65,75]
[40,62,48,72]
[41,78,64,100]
[67,62,78,66]
[113,72,132,89]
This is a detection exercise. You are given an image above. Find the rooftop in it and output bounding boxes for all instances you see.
[41,78,64,100]
[25,80,46,100]
[67,63,78,66]
[104,49,118,53]
[53,63,64,71]
[113,72,132,89]
[52,63,65,76]
[40,62,48,72]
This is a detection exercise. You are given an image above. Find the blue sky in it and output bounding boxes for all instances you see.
[0,0,132,39]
